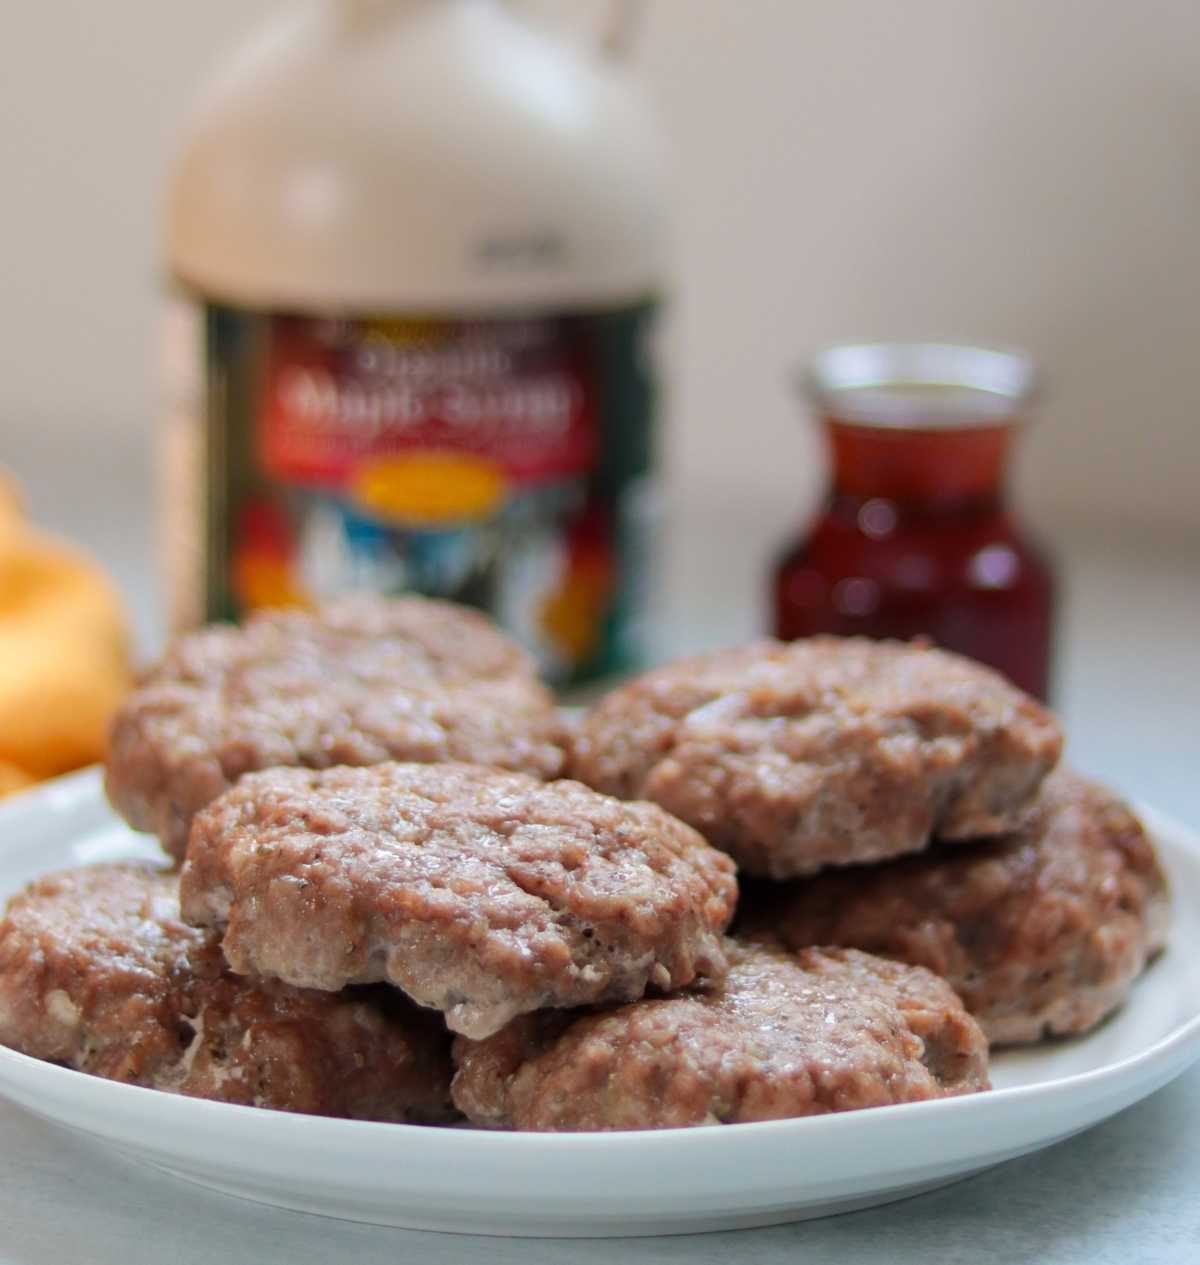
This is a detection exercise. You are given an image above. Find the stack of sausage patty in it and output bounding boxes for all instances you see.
[0,599,1169,1130]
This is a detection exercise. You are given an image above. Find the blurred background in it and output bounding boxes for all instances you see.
[2,0,1198,810]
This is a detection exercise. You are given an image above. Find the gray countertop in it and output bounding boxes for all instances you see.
[2,429,1198,1262]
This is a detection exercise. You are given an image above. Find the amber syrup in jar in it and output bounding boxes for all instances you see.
[773,343,1055,699]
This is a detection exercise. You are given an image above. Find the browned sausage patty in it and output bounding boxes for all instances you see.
[570,637,1062,878]
[451,939,990,1130]
[106,597,569,861]
[741,770,1170,1044]
[180,763,739,1040]
[0,865,456,1121]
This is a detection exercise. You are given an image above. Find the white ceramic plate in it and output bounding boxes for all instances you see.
[1,769,1198,1238]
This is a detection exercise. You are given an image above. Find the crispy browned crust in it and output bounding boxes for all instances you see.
[451,939,990,1130]
[180,762,739,1039]
[571,636,1063,878]
[0,865,456,1121]
[106,597,569,861]
[742,769,1170,1044]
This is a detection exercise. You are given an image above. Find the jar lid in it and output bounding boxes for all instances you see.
[803,342,1038,428]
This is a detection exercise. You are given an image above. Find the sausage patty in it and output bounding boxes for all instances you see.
[180,762,739,1040]
[741,770,1170,1044]
[106,597,569,861]
[0,865,456,1121]
[451,939,990,1130]
[570,637,1062,878]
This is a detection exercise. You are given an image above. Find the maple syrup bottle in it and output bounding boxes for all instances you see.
[773,343,1055,700]
[164,0,665,685]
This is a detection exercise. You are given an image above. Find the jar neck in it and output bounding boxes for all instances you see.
[823,418,1017,512]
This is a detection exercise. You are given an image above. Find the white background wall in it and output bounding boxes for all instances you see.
[4,0,1200,536]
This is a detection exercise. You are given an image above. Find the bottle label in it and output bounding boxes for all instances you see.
[164,298,659,685]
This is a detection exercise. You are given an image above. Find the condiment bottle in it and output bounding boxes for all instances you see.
[773,343,1055,699]
[163,0,665,685]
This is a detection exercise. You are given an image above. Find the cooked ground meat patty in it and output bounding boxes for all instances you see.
[106,597,568,861]
[570,636,1062,878]
[741,770,1170,1044]
[180,762,738,1040]
[451,939,989,1130]
[0,865,455,1121]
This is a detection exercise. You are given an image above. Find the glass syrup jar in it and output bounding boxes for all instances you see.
[772,342,1056,700]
